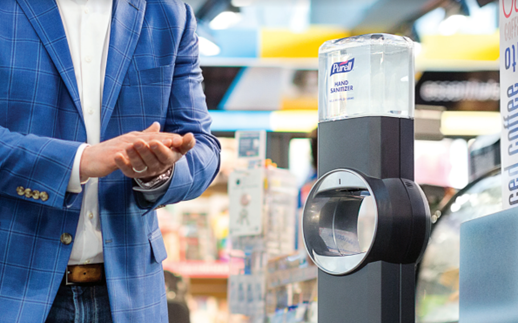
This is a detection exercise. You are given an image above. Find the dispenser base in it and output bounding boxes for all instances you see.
[318,261,416,323]
[318,116,414,180]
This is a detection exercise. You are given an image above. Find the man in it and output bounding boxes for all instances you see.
[0,0,221,322]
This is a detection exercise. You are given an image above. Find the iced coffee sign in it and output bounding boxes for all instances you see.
[501,0,518,208]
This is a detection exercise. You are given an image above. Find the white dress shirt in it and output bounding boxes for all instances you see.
[58,0,113,265]
[59,0,172,266]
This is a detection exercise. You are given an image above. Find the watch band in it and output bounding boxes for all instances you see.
[134,166,173,190]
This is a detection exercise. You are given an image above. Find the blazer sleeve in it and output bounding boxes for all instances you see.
[134,3,221,210]
[0,126,83,209]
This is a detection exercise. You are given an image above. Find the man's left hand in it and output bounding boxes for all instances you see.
[114,131,196,180]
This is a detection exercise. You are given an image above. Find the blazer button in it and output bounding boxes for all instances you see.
[40,192,49,202]
[60,233,73,245]
[16,186,25,196]
[32,190,40,200]
[24,188,32,198]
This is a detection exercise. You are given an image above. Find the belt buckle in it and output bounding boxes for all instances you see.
[65,267,77,286]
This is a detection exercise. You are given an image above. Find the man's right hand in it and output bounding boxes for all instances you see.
[79,123,182,182]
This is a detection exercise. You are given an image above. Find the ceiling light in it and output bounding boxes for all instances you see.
[438,14,468,36]
[210,11,243,30]
[198,36,221,56]
[414,41,423,57]
[289,0,310,33]
[441,111,500,136]
[231,0,253,7]
[270,111,317,132]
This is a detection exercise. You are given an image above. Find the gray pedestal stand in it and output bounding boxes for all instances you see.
[317,116,416,323]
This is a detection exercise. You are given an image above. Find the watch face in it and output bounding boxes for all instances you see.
[302,169,378,275]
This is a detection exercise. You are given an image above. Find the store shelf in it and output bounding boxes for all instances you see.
[190,278,228,299]
[163,261,229,279]
[267,266,318,289]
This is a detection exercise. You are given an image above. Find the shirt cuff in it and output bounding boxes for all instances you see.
[133,166,174,203]
[66,143,90,194]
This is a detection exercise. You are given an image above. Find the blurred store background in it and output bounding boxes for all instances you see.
[157,0,502,322]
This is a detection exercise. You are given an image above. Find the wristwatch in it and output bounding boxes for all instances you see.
[134,166,174,190]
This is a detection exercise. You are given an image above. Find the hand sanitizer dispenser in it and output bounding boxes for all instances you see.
[302,34,431,323]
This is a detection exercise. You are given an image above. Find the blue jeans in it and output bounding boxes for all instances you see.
[45,282,113,323]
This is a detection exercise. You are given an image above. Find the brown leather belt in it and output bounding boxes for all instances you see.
[65,264,105,285]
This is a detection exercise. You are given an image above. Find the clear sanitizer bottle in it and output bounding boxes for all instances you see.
[319,33,414,122]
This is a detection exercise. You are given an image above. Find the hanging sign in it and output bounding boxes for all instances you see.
[415,71,499,111]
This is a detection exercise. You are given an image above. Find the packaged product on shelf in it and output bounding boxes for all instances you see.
[228,164,304,321]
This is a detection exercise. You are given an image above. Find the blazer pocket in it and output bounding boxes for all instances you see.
[124,65,174,86]
[148,227,168,263]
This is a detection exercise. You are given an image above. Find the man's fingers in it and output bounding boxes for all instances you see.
[134,140,162,170]
[114,153,136,177]
[178,133,196,155]
[149,140,181,165]
[125,145,148,173]
[171,136,182,147]
[142,121,160,133]
[140,133,180,147]
[127,131,193,159]
[161,138,172,148]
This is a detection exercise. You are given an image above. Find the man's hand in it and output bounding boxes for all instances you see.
[79,122,184,182]
[113,132,196,179]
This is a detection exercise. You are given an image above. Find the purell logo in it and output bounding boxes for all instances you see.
[330,59,355,76]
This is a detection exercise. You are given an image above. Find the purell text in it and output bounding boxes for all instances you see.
[330,59,355,76]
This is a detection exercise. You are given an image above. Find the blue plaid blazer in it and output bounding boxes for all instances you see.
[0,0,220,322]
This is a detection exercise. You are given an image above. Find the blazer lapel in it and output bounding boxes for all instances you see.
[15,0,83,121]
[101,0,146,138]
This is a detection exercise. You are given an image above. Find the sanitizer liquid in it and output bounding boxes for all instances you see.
[319,33,415,122]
